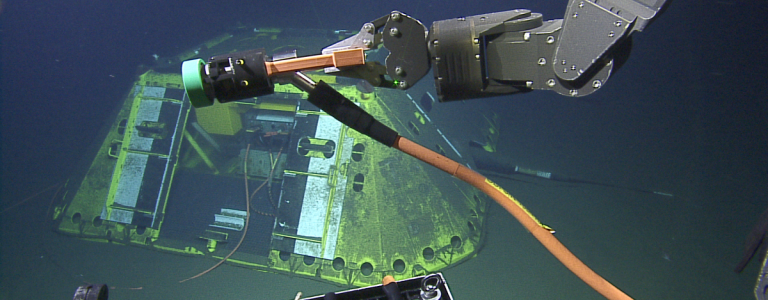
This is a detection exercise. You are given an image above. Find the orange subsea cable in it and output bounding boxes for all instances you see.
[393,136,632,300]
[300,77,630,298]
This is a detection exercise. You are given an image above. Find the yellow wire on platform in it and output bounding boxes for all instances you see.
[179,144,253,283]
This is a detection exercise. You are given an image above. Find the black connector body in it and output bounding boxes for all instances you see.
[307,81,399,147]
[205,48,274,103]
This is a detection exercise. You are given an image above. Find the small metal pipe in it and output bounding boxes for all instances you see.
[291,71,317,93]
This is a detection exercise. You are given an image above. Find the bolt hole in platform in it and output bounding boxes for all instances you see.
[92,216,103,227]
[298,137,336,158]
[451,236,462,249]
[304,255,315,266]
[279,251,291,261]
[71,212,81,224]
[451,235,461,249]
[361,262,373,276]
[333,257,345,271]
[136,226,146,235]
[351,143,365,162]
[393,259,406,273]
[353,173,365,192]
[422,247,434,261]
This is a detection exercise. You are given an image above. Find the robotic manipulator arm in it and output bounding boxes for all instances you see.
[181,0,670,108]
